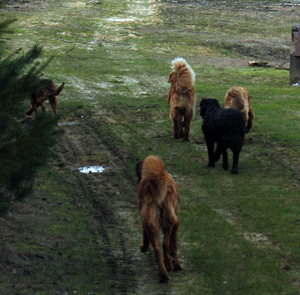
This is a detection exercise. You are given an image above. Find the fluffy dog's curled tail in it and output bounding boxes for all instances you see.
[225,88,247,113]
[171,57,195,93]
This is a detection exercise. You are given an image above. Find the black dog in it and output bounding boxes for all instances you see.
[200,99,245,174]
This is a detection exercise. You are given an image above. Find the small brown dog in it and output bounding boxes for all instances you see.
[168,58,196,141]
[136,155,183,282]
[27,79,65,116]
[224,86,254,133]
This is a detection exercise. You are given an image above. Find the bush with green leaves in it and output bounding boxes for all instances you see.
[0,3,60,215]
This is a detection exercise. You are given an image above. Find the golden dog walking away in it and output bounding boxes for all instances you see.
[224,86,255,134]
[27,79,65,116]
[168,57,196,141]
[136,155,183,282]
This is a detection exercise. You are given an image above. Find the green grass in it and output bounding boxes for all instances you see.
[2,0,300,293]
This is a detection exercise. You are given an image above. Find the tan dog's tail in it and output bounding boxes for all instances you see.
[225,88,247,113]
[171,58,195,93]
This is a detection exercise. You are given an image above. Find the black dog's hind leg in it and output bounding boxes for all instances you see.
[221,149,229,171]
[205,138,215,167]
[230,151,240,174]
[214,143,222,162]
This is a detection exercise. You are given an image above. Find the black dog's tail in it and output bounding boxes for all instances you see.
[136,161,143,184]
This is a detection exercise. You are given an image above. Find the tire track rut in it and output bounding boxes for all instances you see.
[55,114,185,294]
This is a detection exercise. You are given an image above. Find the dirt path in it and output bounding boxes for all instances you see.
[54,114,190,294]
[1,112,194,294]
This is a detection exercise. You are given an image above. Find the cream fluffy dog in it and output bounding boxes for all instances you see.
[224,86,254,133]
[168,58,196,141]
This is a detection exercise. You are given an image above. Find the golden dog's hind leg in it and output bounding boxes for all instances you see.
[162,227,174,272]
[140,224,149,253]
[170,221,183,271]
[148,226,169,282]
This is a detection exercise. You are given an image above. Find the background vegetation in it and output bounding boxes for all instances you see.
[0,0,60,215]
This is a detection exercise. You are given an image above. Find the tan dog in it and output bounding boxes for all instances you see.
[168,58,196,141]
[27,79,65,116]
[136,155,183,282]
[224,86,254,133]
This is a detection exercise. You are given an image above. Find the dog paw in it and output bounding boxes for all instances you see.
[230,168,238,174]
[164,256,174,272]
[140,244,149,253]
[173,261,183,271]
[214,154,221,162]
[207,163,215,168]
[222,164,229,171]
[159,270,170,283]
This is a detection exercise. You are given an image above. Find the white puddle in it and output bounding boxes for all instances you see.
[78,165,107,174]
[58,121,77,126]
[106,17,137,22]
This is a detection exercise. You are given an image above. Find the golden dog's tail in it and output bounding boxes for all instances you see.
[141,155,167,203]
[138,156,168,209]
[138,156,168,226]
[171,57,195,93]
[224,88,247,113]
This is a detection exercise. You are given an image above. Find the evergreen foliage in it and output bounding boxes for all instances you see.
[0,2,61,215]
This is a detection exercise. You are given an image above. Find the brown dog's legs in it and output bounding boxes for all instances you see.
[169,222,183,271]
[148,226,169,282]
[27,107,34,116]
[172,119,180,139]
[41,103,46,113]
[172,109,183,139]
[49,96,58,115]
[27,100,38,116]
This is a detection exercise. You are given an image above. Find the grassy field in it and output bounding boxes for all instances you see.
[1,0,300,294]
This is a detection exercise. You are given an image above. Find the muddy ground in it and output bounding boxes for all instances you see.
[0,112,195,294]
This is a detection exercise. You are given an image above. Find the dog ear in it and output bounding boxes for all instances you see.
[199,99,206,117]
[212,99,220,108]
[136,161,143,184]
